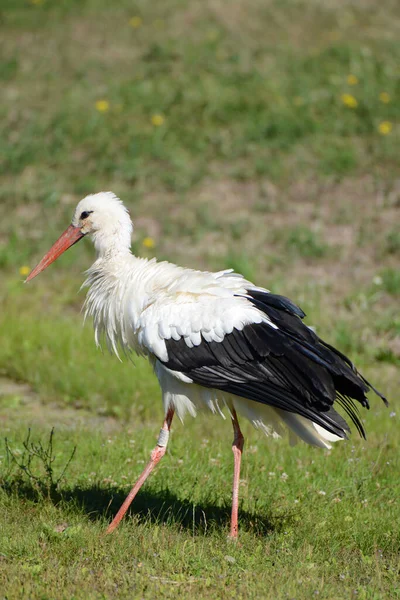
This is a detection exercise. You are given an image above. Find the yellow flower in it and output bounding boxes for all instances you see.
[142,237,156,249]
[378,121,393,135]
[151,114,165,126]
[129,16,142,29]
[346,74,359,85]
[341,93,358,108]
[379,92,391,104]
[95,100,110,113]
[19,265,31,277]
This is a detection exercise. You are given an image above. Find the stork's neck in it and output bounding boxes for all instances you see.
[91,227,133,259]
[82,251,156,358]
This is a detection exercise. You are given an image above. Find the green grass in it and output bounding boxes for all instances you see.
[1,399,399,599]
[1,0,399,598]
[1,260,398,600]
[384,229,400,256]
[284,226,329,259]
[380,268,400,296]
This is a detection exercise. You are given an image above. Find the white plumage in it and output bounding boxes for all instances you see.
[26,191,387,537]
[79,196,332,447]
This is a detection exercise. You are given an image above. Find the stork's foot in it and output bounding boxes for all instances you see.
[106,408,174,534]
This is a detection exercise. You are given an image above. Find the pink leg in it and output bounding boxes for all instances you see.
[106,408,174,534]
[229,409,244,539]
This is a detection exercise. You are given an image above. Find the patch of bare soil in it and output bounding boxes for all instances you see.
[154,174,399,304]
[0,377,121,434]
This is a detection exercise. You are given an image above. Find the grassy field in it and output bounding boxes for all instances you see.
[1,0,399,598]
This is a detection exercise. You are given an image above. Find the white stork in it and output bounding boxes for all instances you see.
[26,192,387,538]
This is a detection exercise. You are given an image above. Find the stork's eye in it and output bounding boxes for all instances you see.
[80,211,92,220]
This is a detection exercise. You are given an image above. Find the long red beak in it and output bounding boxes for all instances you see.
[25,225,85,282]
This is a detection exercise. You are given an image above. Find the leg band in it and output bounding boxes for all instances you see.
[157,428,170,448]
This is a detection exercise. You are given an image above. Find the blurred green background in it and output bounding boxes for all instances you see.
[1,0,398,409]
[0,1,399,598]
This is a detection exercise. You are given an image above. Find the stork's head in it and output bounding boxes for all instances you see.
[72,192,133,252]
[26,192,133,282]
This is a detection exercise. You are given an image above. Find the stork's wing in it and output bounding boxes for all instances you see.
[140,288,387,438]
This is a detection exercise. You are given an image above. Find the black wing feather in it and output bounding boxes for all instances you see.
[162,290,387,439]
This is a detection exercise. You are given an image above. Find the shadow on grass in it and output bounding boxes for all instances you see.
[0,478,290,536]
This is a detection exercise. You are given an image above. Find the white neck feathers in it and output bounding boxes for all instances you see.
[82,255,154,358]
[91,226,132,259]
